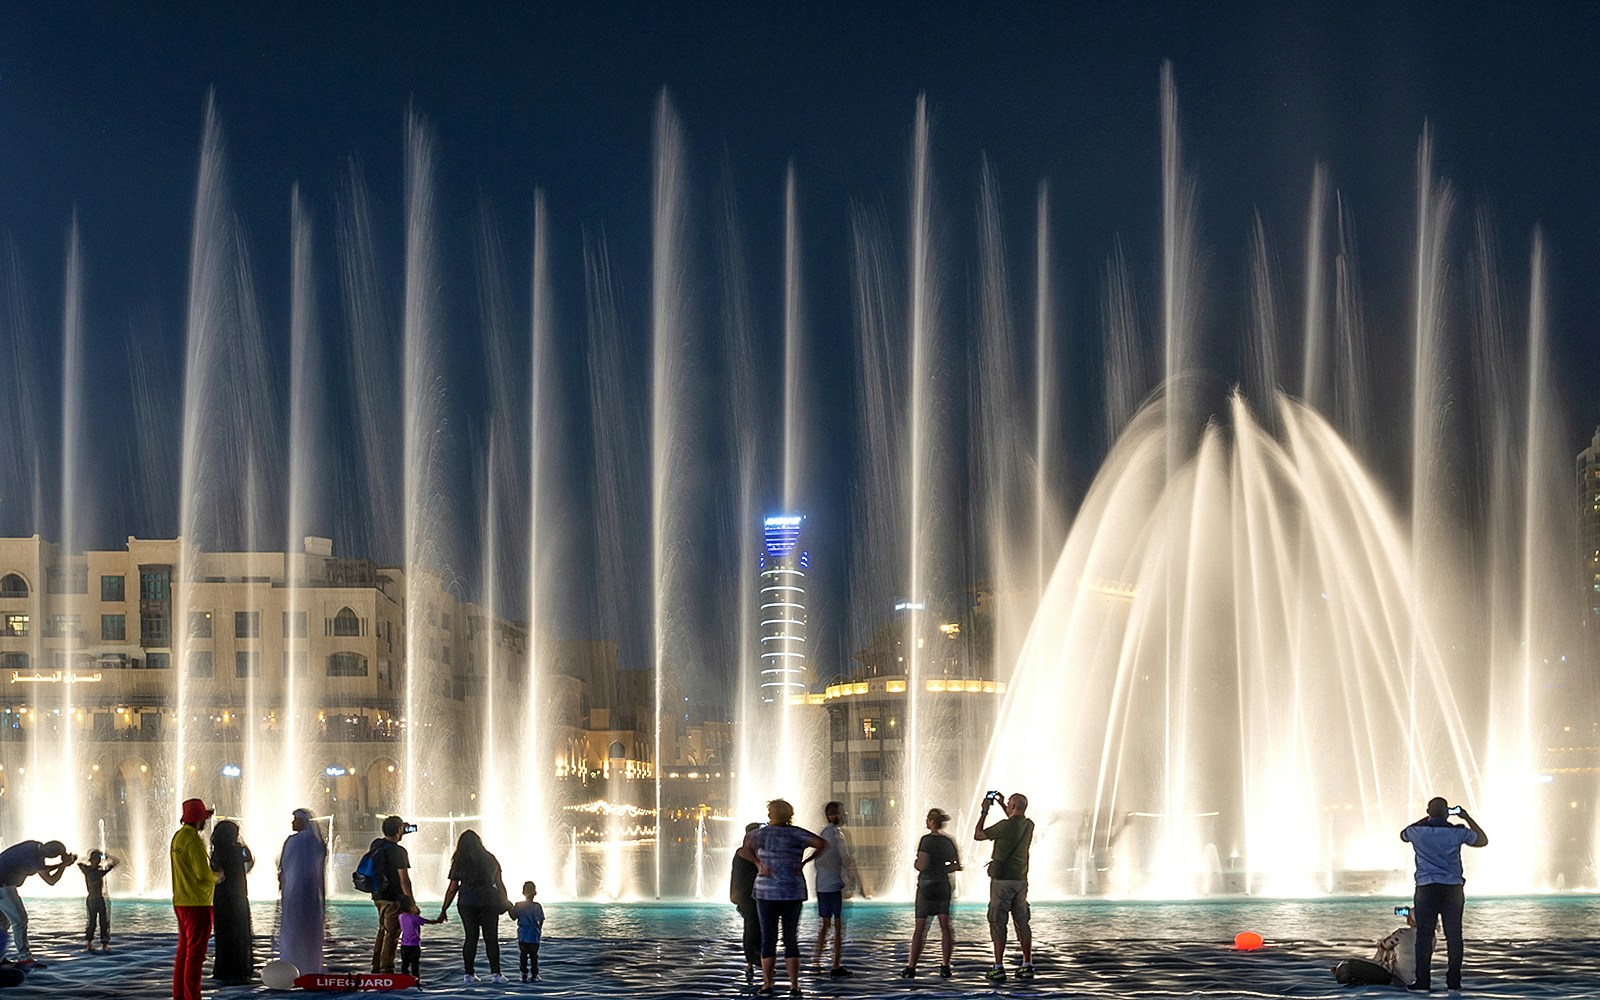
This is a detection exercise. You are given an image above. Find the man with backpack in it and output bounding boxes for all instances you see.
[358,816,414,975]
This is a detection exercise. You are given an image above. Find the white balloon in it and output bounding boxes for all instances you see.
[262,958,300,990]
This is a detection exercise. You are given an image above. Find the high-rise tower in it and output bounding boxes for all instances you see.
[1579,428,1600,656]
[758,514,809,702]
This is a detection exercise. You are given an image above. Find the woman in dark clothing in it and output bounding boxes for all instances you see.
[209,820,256,984]
[438,829,511,984]
[729,821,762,984]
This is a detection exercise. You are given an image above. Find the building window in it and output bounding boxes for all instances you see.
[861,717,880,741]
[858,798,880,820]
[101,614,126,642]
[146,652,171,670]
[283,611,307,638]
[138,566,170,601]
[235,611,259,639]
[283,650,308,676]
[0,574,29,598]
[140,612,170,647]
[2,614,27,637]
[48,614,81,638]
[46,565,88,594]
[189,611,213,638]
[331,607,361,637]
[1,651,29,671]
[235,651,260,677]
[101,575,125,602]
[187,651,212,677]
[327,652,368,677]
[860,755,882,776]
[442,646,451,665]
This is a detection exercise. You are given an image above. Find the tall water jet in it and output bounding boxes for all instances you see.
[1300,163,1330,409]
[1158,59,1201,869]
[283,187,320,825]
[902,94,934,883]
[1034,181,1056,597]
[520,190,554,888]
[53,215,87,867]
[1407,127,1456,811]
[650,90,693,897]
[401,111,448,826]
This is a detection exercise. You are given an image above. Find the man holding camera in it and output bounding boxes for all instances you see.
[1400,797,1488,991]
[368,815,415,975]
[974,790,1035,982]
[0,838,75,970]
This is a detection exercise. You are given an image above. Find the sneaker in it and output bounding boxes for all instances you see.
[491,973,509,984]
[1018,964,1036,981]
[17,960,46,972]
[829,966,854,977]
[938,965,953,979]
[807,964,822,976]
[788,989,804,998]
[463,973,478,984]
[756,986,776,998]
[899,966,916,979]
[985,965,1006,982]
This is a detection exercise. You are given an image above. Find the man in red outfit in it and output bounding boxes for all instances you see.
[170,798,220,1000]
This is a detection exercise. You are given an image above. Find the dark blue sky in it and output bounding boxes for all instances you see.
[2,3,1599,679]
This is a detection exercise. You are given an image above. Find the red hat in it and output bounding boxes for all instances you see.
[181,798,214,825]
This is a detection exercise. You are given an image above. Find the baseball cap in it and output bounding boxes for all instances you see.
[181,798,214,824]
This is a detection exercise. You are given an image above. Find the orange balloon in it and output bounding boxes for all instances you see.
[1233,931,1264,951]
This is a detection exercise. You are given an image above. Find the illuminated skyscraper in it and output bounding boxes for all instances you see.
[1579,428,1600,652]
[758,514,809,702]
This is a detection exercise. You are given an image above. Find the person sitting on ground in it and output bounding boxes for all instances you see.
[0,839,76,970]
[78,850,119,952]
[1330,907,1415,987]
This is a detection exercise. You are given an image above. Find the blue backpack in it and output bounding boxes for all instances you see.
[352,839,388,895]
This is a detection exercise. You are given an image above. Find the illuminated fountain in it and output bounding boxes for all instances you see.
[0,67,1589,902]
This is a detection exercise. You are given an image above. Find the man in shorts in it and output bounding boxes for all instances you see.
[975,790,1035,982]
[811,801,867,976]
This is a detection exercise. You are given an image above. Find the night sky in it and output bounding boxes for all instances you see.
[2,4,1599,688]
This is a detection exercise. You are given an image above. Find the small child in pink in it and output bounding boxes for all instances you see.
[397,895,439,980]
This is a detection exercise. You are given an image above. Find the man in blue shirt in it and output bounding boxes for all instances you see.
[1400,797,1488,991]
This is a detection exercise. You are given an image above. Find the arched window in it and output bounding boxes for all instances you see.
[327,652,368,677]
[332,607,361,637]
[607,740,626,759]
[0,574,29,599]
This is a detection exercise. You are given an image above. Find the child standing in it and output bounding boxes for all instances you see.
[77,850,119,951]
[508,881,545,982]
[397,895,440,980]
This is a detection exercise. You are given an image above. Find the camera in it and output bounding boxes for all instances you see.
[403,823,419,834]
[985,790,1004,804]
[1394,906,1411,917]
[1448,806,1462,816]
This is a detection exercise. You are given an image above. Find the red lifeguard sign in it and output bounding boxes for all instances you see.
[294,972,420,991]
